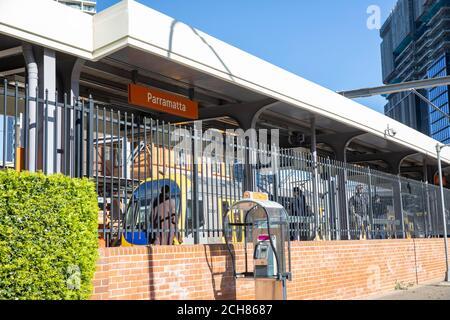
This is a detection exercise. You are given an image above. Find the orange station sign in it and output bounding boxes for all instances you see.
[128,84,198,120]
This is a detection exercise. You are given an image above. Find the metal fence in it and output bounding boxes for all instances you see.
[1,80,450,246]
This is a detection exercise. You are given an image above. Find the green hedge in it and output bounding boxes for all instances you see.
[0,170,99,300]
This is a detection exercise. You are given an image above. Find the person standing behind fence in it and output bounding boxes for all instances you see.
[153,185,177,245]
[372,195,388,239]
[348,184,369,240]
[291,187,308,240]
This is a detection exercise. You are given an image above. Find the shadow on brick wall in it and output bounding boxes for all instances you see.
[204,245,236,300]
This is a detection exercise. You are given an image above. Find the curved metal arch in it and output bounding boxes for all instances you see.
[250,101,280,129]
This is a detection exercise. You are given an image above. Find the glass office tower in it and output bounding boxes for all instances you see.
[381,0,450,142]
[427,53,450,143]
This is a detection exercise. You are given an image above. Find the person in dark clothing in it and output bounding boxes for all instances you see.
[348,184,369,239]
[292,187,307,217]
[290,187,310,240]
[372,195,388,239]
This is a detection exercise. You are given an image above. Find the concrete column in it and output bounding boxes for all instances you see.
[22,44,38,172]
[36,47,57,174]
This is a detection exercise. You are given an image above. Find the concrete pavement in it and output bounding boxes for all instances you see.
[371,282,450,300]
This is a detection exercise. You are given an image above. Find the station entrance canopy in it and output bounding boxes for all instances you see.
[1,0,450,178]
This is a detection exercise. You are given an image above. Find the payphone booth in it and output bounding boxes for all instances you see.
[223,192,292,300]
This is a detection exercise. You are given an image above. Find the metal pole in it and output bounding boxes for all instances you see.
[311,117,320,240]
[86,95,94,178]
[397,176,406,239]
[436,144,450,282]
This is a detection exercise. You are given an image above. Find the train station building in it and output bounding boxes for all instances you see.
[0,0,449,300]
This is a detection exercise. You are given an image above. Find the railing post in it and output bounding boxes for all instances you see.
[86,95,94,178]
[344,164,351,240]
[3,79,7,169]
[398,176,406,238]
[44,89,48,175]
[423,182,432,237]
[426,182,434,236]
[192,124,200,244]
[327,157,339,240]
[24,84,29,171]
[244,139,255,192]
[367,167,374,239]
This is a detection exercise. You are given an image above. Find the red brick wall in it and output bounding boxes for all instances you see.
[91,239,448,300]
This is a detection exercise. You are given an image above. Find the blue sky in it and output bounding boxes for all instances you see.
[97,0,397,113]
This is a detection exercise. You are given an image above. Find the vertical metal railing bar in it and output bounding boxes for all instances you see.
[322,157,329,240]
[131,113,135,243]
[296,151,302,239]
[421,182,428,238]
[209,144,215,237]
[214,148,220,238]
[2,79,6,169]
[183,123,188,239]
[117,110,122,242]
[278,146,284,211]
[162,120,168,242]
[124,112,129,241]
[424,182,431,237]
[23,85,29,171]
[71,97,76,177]
[192,125,200,244]
[199,138,205,238]
[172,123,179,241]
[95,106,99,195]
[80,100,85,177]
[283,148,290,239]
[62,94,67,175]
[44,89,48,175]
[178,124,184,238]
[326,157,334,239]
[187,126,193,240]
[137,116,142,239]
[34,87,39,172]
[108,108,114,245]
[13,84,18,171]
[219,145,225,239]
[205,139,210,238]
[102,107,106,243]
[144,117,149,244]
[400,177,405,239]
[149,118,154,241]
[309,152,315,239]
[86,96,94,178]
[53,91,58,173]
[168,122,175,241]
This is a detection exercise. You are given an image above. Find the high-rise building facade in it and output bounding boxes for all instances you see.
[55,0,96,14]
[381,0,450,143]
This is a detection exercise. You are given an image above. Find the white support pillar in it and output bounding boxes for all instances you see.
[37,48,57,174]
[22,44,38,172]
